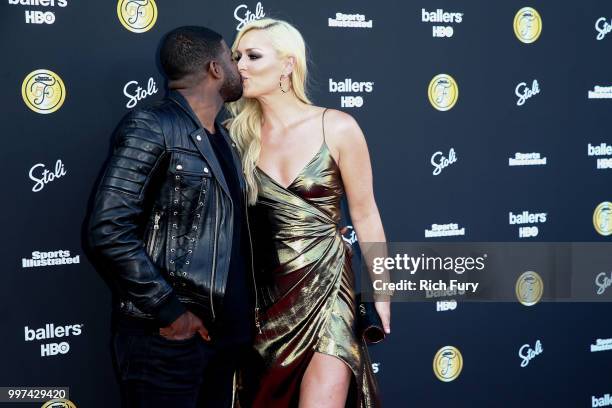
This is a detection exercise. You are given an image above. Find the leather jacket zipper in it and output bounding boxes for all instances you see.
[209,191,220,321]
[147,211,161,255]
[243,188,261,334]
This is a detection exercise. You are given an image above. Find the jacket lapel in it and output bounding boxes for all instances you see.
[167,91,231,200]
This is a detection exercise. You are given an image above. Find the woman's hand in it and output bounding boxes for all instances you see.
[375,300,391,334]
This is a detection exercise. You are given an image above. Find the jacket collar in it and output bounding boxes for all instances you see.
[167,90,246,196]
[167,90,231,199]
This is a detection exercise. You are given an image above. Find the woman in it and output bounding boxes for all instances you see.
[226,18,390,408]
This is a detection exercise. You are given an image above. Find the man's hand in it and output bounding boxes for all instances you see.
[159,310,211,341]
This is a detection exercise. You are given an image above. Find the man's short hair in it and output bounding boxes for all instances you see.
[160,26,224,81]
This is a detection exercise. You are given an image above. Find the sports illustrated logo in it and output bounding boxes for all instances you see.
[328,78,374,108]
[328,12,373,29]
[515,271,544,306]
[431,148,457,175]
[425,222,465,238]
[234,2,265,31]
[514,7,542,43]
[591,338,612,353]
[117,0,157,33]
[592,394,612,407]
[124,77,158,109]
[509,210,547,238]
[421,8,463,38]
[433,346,463,382]
[595,17,612,40]
[22,250,80,268]
[516,80,540,106]
[436,299,457,312]
[519,339,543,367]
[588,85,612,99]
[428,74,458,111]
[7,0,68,25]
[588,143,612,169]
[508,152,547,167]
[29,159,67,192]
[22,69,66,114]
[24,322,84,357]
[595,272,612,295]
[594,202,612,236]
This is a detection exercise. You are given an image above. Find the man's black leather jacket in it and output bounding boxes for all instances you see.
[88,90,255,327]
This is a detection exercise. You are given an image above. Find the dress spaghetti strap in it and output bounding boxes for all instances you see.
[321,108,329,144]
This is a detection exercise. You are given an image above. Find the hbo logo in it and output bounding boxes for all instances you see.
[25,11,56,25]
[519,226,539,238]
[340,96,364,108]
[40,342,70,357]
[432,26,453,37]
[436,300,457,312]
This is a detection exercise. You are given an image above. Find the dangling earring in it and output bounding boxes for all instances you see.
[279,74,290,93]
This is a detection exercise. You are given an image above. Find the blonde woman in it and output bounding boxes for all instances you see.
[227,18,390,408]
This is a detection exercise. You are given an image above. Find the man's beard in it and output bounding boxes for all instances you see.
[220,70,243,102]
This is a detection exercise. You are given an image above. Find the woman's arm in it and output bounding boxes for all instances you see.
[325,109,391,334]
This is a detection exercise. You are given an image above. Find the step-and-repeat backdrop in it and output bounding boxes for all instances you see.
[1,1,612,407]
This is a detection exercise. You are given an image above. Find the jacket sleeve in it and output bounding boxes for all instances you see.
[88,109,186,326]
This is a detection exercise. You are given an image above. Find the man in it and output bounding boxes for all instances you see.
[88,26,255,407]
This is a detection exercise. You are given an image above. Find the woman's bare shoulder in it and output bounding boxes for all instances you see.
[316,107,363,144]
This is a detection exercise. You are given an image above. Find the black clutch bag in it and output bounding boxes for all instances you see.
[356,293,386,344]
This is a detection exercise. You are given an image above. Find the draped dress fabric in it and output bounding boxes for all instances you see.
[247,110,381,407]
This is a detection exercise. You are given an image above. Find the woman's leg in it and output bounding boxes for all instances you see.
[299,351,352,408]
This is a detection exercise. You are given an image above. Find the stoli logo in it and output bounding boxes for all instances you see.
[234,2,265,31]
[29,159,66,192]
[431,148,457,175]
[124,77,158,109]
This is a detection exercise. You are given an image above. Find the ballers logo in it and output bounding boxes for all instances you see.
[24,322,84,358]
[428,74,458,111]
[21,69,66,114]
[117,0,157,33]
[329,78,374,108]
[433,346,463,382]
[593,202,612,236]
[588,143,612,169]
[515,271,543,306]
[42,400,77,408]
[514,7,542,43]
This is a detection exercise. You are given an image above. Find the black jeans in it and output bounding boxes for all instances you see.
[112,317,252,408]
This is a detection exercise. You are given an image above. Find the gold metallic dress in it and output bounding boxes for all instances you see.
[247,113,380,407]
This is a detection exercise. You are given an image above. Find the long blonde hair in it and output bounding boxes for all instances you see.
[226,18,311,204]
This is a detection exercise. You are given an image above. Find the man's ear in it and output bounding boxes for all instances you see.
[208,60,223,80]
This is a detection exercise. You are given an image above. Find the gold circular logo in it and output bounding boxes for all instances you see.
[593,202,612,236]
[433,346,463,382]
[513,7,542,43]
[41,399,77,408]
[117,0,158,33]
[515,271,543,306]
[428,74,459,111]
[21,69,66,114]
